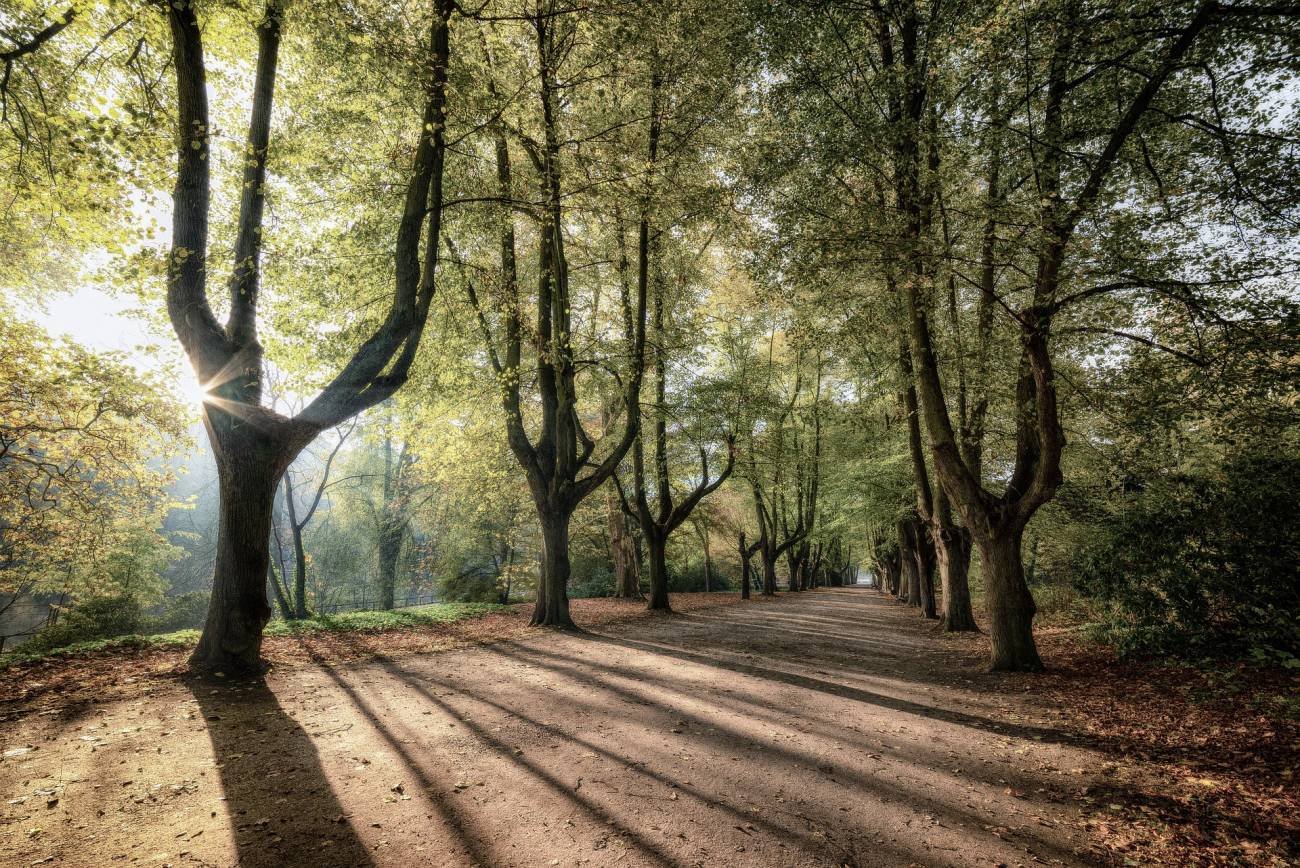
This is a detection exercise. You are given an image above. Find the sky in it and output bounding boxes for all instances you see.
[19,283,209,409]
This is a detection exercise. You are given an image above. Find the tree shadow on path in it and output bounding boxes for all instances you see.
[189,675,375,868]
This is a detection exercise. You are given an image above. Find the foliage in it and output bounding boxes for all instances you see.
[263,602,505,635]
[0,314,188,603]
[23,594,149,654]
[153,591,210,633]
[1074,450,1300,663]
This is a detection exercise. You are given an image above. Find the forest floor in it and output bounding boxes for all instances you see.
[0,588,1294,867]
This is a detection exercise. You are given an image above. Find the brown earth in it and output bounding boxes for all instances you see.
[0,589,1291,867]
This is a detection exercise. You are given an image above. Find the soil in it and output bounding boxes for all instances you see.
[0,589,1288,866]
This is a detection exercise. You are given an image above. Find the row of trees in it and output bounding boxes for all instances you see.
[2,0,1296,672]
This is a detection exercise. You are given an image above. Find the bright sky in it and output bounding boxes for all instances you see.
[21,284,209,409]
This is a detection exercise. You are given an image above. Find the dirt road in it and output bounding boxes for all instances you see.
[0,589,1118,866]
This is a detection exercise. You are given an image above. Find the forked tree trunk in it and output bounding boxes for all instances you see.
[533,509,576,628]
[646,534,670,611]
[191,436,288,674]
[977,525,1042,671]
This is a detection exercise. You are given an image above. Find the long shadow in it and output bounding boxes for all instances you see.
[372,657,905,867]
[584,632,1092,750]
[379,654,1088,868]
[189,676,375,868]
[294,638,499,867]
[311,634,695,868]
[483,643,1087,866]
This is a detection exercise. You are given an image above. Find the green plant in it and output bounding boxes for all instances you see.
[1073,451,1300,661]
[25,594,147,653]
[151,592,210,633]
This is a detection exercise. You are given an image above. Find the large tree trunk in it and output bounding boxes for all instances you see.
[377,517,403,611]
[532,508,576,628]
[646,533,670,611]
[977,526,1042,671]
[190,439,285,675]
[607,489,641,598]
[937,525,978,631]
[761,550,778,596]
[739,533,752,600]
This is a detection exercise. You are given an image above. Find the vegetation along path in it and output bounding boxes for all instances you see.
[0,589,1285,867]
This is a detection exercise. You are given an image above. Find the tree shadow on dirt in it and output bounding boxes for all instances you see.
[468,642,1089,866]
[583,632,1090,748]
[292,639,502,866]
[188,676,375,868]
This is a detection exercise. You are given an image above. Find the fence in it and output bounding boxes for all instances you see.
[314,590,440,615]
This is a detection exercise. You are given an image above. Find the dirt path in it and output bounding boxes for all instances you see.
[1,590,1122,867]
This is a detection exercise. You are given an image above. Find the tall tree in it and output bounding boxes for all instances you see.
[462,3,648,628]
[163,0,454,672]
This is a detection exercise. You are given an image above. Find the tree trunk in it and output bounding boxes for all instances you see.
[701,528,712,592]
[377,518,402,611]
[938,526,978,632]
[498,543,515,605]
[607,485,641,598]
[916,528,938,620]
[739,533,751,600]
[190,445,283,675]
[898,520,922,607]
[646,533,670,611]
[977,526,1042,672]
[761,551,778,596]
[532,509,577,628]
[268,563,292,621]
[785,548,803,592]
[290,522,308,619]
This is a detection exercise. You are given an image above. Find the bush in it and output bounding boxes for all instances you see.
[667,560,734,593]
[27,594,147,652]
[569,563,616,599]
[152,591,209,632]
[1073,451,1300,663]
[438,568,504,604]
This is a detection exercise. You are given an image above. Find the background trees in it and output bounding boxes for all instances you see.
[1,0,1295,671]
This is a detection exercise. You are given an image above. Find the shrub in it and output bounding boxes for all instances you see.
[569,564,616,599]
[667,560,733,593]
[438,567,504,604]
[152,591,209,632]
[27,594,147,652]
[1073,451,1300,663]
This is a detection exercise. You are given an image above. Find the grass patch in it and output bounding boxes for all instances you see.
[0,630,200,669]
[264,602,507,635]
[0,602,507,669]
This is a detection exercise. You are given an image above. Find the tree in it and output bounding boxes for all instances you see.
[0,314,186,613]
[161,0,454,672]
[461,2,649,628]
[269,422,354,619]
[617,265,735,610]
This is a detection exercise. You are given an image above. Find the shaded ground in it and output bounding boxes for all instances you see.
[0,589,1292,866]
[0,594,746,711]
